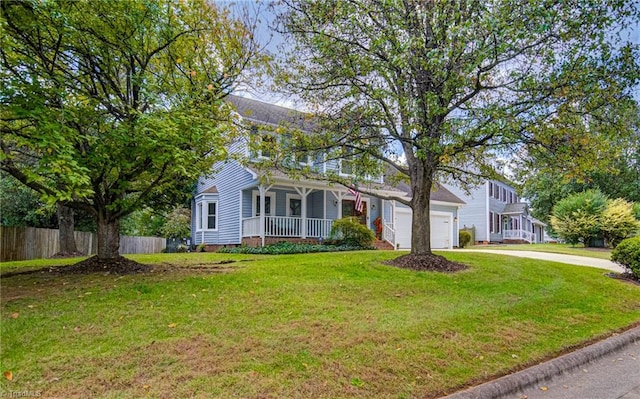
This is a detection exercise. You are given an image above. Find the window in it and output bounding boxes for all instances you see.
[286,193,302,217]
[196,200,218,231]
[489,182,493,197]
[340,146,355,176]
[259,134,276,159]
[207,202,217,230]
[252,191,276,216]
[489,211,494,233]
[490,212,502,233]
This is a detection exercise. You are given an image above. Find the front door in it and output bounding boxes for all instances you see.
[342,200,367,225]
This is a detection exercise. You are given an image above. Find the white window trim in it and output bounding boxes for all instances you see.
[196,200,218,232]
[252,190,276,216]
[286,193,302,217]
[338,158,354,177]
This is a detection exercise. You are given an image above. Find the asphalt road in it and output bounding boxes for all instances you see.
[517,340,640,399]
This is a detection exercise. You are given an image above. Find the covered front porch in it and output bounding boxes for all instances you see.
[502,214,546,244]
[240,182,394,246]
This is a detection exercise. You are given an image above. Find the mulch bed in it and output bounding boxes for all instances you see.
[54,256,153,275]
[606,272,640,286]
[384,253,468,273]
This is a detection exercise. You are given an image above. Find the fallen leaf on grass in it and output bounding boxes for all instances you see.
[168,323,177,328]
[11,313,19,319]
[3,371,13,381]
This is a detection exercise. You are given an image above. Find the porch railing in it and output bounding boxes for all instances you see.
[503,229,534,243]
[242,216,334,238]
[382,222,395,247]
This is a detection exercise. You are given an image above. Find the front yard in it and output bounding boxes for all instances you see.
[1,251,639,398]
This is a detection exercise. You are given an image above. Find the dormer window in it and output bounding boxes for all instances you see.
[340,146,356,176]
[258,134,276,159]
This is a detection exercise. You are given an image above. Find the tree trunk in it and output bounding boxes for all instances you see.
[410,166,433,255]
[96,215,120,260]
[56,203,78,254]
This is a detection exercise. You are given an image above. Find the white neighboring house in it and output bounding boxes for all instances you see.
[445,180,546,244]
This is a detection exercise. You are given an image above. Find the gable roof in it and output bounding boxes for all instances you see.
[394,181,466,205]
[226,95,315,131]
[502,203,528,214]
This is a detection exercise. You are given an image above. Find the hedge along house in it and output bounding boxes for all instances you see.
[192,95,465,250]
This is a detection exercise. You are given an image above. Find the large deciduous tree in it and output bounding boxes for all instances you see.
[1,0,267,265]
[274,0,639,261]
[520,99,640,227]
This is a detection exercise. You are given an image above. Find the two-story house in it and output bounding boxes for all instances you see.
[445,180,546,244]
[191,95,465,250]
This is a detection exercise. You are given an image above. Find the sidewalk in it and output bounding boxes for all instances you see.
[440,326,640,399]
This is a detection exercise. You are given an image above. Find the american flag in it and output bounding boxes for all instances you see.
[348,184,363,213]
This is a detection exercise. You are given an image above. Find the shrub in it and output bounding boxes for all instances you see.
[196,243,207,252]
[600,198,640,248]
[611,236,640,278]
[550,189,607,246]
[160,207,191,239]
[459,230,472,248]
[329,217,375,247]
[217,241,373,254]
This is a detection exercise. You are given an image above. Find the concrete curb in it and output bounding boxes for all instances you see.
[439,326,640,399]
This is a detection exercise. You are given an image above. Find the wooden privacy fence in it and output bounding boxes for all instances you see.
[0,226,166,262]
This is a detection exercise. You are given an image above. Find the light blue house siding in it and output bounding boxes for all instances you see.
[445,182,490,242]
[192,157,255,246]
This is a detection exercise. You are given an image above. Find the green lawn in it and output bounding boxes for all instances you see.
[469,243,612,260]
[2,251,639,398]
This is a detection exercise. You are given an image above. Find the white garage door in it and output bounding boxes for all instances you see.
[394,209,451,250]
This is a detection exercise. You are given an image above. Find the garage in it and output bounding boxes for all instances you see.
[394,208,453,250]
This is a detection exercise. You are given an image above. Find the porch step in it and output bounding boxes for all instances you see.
[373,239,394,250]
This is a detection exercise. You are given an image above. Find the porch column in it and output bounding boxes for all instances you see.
[258,184,273,247]
[331,190,348,219]
[294,187,313,239]
[519,215,523,240]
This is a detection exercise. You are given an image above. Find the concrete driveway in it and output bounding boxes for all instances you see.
[447,249,624,273]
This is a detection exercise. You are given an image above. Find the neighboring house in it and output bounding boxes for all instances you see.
[445,180,546,244]
[191,95,465,250]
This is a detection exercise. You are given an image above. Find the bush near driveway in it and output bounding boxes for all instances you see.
[612,236,640,278]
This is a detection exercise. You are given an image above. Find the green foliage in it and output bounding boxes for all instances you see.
[550,190,607,246]
[0,173,56,228]
[611,237,640,278]
[459,231,472,248]
[160,207,191,239]
[600,198,640,247]
[329,217,375,248]
[520,100,640,228]
[1,0,267,259]
[120,207,166,237]
[196,243,207,253]
[217,241,373,254]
